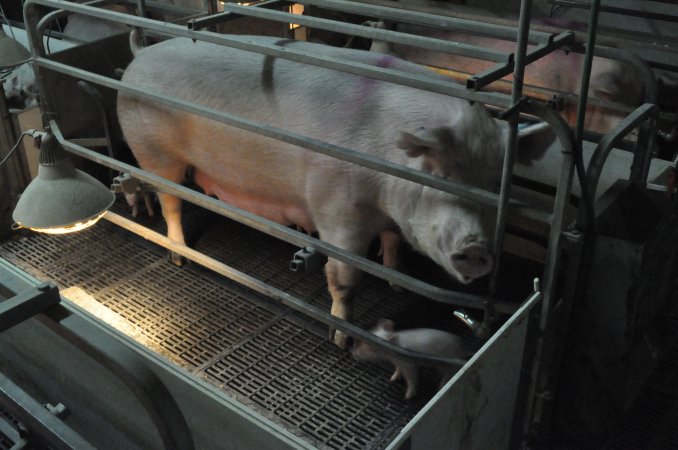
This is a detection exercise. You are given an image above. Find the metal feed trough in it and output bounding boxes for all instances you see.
[0,0,672,448]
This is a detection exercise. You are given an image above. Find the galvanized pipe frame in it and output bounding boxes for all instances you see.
[103,210,472,369]
[35,57,509,211]
[224,0,662,129]
[291,0,555,44]
[488,0,533,303]
[23,1,570,229]
[577,102,659,228]
[188,0,289,31]
[30,60,567,314]
[467,31,574,90]
[23,0,514,109]
[25,0,576,331]
[47,117,506,313]
[21,3,580,440]
[213,3,511,63]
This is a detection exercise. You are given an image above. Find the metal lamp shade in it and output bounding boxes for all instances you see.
[0,29,30,69]
[12,134,115,234]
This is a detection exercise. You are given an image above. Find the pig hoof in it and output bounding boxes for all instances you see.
[168,251,185,267]
[404,391,415,401]
[333,330,350,349]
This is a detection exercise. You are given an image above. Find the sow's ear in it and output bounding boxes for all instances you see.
[397,127,451,157]
[397,126,457,172]
[515,122,555,166]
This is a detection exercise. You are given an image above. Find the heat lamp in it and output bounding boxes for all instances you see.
[12,132,115,234]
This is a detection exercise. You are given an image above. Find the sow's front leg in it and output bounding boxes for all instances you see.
[131,149,188,266]
[322,230,374,349]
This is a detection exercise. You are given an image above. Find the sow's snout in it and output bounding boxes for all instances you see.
[451,242,493,284]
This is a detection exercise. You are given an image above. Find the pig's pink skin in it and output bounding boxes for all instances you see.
[117,35,546,347]
[351,319,467,399]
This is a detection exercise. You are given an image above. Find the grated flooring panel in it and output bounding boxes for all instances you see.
[0,202,428,449]
[0,199,535,449]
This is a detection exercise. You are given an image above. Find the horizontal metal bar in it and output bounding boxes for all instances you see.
[296,0,554,44]
[50,121,518,314]
[626,45,678,72]
[552,0,678,22]
[0,284,60,333]
[36,0,110,41]
[0,373,96,450]
[36,58,501,207]
[70,138,109,147]
[119,0,207,17]
[25,0,514,109]
[219,3,510,62]
[103,211,470,368]
[468,31,574,90]
[188,0,289,30]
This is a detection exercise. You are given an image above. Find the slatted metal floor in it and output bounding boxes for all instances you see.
[0,199,537,448]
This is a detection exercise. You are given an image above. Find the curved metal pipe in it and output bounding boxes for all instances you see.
[586,103,658,199]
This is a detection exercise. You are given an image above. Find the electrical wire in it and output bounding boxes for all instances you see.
[0,3,17,41]
[0,131,35,167]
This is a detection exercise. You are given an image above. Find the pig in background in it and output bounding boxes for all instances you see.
[2,63,38,110]
[369,21,646,137]
[117,33,551,348]
[62,13,130,43]
[351,319,471,400]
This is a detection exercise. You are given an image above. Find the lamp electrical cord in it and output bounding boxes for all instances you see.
[0,129,42,167]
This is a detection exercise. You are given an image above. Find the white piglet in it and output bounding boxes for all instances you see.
[351,319,469,400]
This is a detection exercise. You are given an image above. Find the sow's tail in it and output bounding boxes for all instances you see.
[129,28,144,57]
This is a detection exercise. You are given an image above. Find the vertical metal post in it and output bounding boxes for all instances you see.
[135,0,148,19]
[522,2,602,445]
[489,0,533,296]
[572,0,601,228]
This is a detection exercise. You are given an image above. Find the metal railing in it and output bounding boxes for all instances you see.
[22,0,578,365]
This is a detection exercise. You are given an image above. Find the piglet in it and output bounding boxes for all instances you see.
[351,319,468,400]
